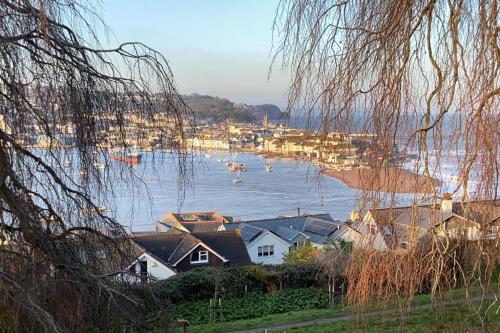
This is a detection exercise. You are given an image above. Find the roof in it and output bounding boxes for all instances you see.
[275,226,301,241]
[131,229,250,269]
[451,200,500,224]
[225,214,345,246]
[244,214,334,233]
[168,233,200,264]
[238,224,264,242]
[181,221,224,233]
[366,199,500,249]
[160,211,231,224]
[303,217,342,236]
[192,231,252,267]
[132,233,186,268]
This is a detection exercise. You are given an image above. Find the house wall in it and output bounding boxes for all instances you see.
[337,227,369,249]
[355,213,389,250]
[247,232,290,265]
[175,245,224,272]
[290,233,309,248]
[131,253,176,281]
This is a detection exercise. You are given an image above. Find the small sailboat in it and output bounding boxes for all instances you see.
[94,162,106,170]
[232,171,242,183]
[265,163,273,173]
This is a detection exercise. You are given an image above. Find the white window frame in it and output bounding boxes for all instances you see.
[258,245,275,257]
[487,227,496,236]
[190,250,209,264]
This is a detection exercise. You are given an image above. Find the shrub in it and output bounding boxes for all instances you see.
[152,262,325,303]
[171,288,330,325]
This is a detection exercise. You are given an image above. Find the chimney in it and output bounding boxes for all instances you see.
[440,193,453,216]
[350,210,360,222]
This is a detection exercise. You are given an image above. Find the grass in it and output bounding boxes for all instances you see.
[186,306,349,333]
[184,283,499,333]
[276,303,500,333]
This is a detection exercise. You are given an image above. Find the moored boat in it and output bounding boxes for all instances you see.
[111,150,143,164]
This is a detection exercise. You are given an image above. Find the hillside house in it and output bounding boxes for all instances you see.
[127,229,251,282]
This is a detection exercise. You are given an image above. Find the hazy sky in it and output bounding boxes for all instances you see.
[102,0,290,107]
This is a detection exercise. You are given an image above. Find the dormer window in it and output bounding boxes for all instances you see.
[190,250,208,264]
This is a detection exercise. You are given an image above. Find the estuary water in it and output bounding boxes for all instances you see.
[111,151,364,230]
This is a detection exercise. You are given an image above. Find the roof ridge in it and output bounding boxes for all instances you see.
[167,233,199,262]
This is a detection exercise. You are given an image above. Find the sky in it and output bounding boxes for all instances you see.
[102,0,290,107]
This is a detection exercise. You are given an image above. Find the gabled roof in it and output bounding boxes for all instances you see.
[131,229,250,269]
[303,217,342,236]
[132,233,186,267]
[244,214,334,233]
[275,226,302,241]
[168,233,200,264]
[238,224,265,242]
[192,231,251,267]
[366,199,500,249]
[451,200,500,225]
[226,214,341,245]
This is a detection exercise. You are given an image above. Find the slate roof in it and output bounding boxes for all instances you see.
[131,229,250,269]
[192,231,252,267]
[367,199,500,249]
[238,224,265,242]
[451,200,500,224]
[275,226,301,241]
[168,233,200,264]
[132,233,186,267]
[225,213,345,246]
[244,214,334,234]
[181,222,223,233]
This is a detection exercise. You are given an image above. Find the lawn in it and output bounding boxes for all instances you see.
[277,303,500,333]
[186,306,348,333]
[184,284,499,333]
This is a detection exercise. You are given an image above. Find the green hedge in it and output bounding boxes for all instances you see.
[171,288,329,325]
[151,262,324,304]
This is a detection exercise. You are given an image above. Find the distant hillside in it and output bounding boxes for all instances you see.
[182,94,284,123]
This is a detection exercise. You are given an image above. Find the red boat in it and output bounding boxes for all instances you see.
[111,151,143,164]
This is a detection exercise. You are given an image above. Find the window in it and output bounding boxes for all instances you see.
[293,241,299,248]
[191,250,208,263]
[258,245,275,257]
[487,227,496,236]
[383,226,392,236]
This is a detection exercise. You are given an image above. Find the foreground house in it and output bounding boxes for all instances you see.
[225,214,363,263]
[226,224,291,264]
[355,196,500,251]
[127,229,251,281]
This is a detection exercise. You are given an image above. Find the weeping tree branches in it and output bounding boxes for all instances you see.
[273,0,499,325]
[273,0,499,200]
[0,0,192,331]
